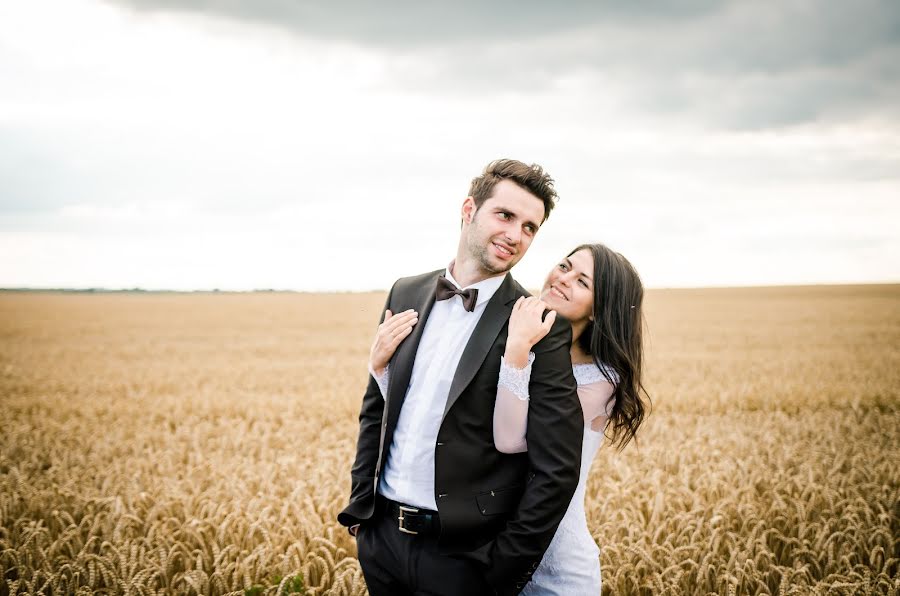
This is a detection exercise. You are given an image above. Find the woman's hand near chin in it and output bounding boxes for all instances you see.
[505,296,556,368]
[368,309,418,375]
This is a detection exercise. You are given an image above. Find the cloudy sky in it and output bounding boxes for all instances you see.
[2,0,898,291]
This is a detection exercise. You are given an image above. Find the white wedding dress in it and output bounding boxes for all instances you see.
[495,359,617,596]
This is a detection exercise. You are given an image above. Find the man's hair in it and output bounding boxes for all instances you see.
[468,159,558,222]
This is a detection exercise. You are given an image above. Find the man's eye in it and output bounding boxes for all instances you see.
[524,225,536,235]
[498,212,510,220]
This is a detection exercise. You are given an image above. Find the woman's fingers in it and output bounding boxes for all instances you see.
[525,298,544,319]
[525,297,542,310]
[390,324,415,346]
[382,308,415,324]
[541,309,557,331]
[370,308,418,371]
[513,297,549,322]
[517,296,543,313]
[381,309,417,335]
[388,314,418,339]
[376,311,417,359]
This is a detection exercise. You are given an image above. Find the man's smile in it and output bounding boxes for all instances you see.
[492,241,515,259]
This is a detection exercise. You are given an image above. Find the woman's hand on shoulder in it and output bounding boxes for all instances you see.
[369,309,418,375]
[505,296,556,367]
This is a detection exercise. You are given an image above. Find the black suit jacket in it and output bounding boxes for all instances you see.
[338,269,583,595]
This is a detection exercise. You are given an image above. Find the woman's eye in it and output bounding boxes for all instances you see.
[558,263,568,271]
[579,279,589,288]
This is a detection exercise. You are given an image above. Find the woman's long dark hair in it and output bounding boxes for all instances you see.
[569,243,649,450]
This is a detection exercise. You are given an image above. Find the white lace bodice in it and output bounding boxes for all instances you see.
[573,361,619,386]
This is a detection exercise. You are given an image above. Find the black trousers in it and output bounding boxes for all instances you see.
[356,499,493,596]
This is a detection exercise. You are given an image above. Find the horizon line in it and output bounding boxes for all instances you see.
[2,280,899,295]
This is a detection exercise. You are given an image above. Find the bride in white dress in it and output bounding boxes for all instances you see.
[370,243,648,595]
[492,243,648,595]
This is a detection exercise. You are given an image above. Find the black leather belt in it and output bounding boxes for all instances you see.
[383,498,440,536]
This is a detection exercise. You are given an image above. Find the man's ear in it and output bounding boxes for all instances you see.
[461,196,476,225]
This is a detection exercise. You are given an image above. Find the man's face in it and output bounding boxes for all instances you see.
[462,179,546,276]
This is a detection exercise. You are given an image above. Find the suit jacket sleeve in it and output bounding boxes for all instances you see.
[337,284,395,528]
[484,315,583,594]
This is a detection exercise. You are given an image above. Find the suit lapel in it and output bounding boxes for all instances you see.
[442,273,519,421]
[385,271,439,429]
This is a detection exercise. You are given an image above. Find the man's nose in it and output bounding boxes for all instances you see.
[504,226,521,244]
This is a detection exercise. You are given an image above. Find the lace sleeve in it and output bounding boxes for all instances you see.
[368,363,390,400]
[493,353,535,453]
[578,380,616,431]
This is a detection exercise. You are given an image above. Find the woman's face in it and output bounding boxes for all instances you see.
[540,248,595,325]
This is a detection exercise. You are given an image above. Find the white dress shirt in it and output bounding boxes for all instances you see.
[378,264,506,510]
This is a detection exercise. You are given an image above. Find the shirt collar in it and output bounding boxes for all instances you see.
[444,260,507,307]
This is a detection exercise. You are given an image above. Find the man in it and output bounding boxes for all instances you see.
[338,159,583,596]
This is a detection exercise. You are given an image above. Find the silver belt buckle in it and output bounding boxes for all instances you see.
[397,505,419,535]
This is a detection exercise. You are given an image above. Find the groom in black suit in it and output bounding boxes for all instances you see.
[338,159,583,596]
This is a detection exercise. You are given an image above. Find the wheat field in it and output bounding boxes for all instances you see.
[1,285,898,595]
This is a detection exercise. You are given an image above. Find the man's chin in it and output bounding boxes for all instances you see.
[482,258,516,275]
[471,246,519,276]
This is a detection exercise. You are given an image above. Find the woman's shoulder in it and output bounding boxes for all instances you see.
[572,360,620,387]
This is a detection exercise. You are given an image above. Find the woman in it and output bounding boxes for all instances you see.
[369,243,648,594]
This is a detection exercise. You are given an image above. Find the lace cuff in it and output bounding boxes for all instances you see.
[498,352,535,401]
[369,363,390,399]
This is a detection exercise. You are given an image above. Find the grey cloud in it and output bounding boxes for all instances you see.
[626,50,900,129]
[97,0,900,130]
[105,0,900,72]
[374,1,900,129]
[104,0,723,45]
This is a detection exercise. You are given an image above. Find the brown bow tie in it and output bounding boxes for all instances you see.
[435,276,479,312]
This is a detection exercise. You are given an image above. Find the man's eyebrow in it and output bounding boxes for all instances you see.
[493,206,540,230]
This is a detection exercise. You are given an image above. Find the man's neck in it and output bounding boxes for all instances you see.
[449,255,503,288]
